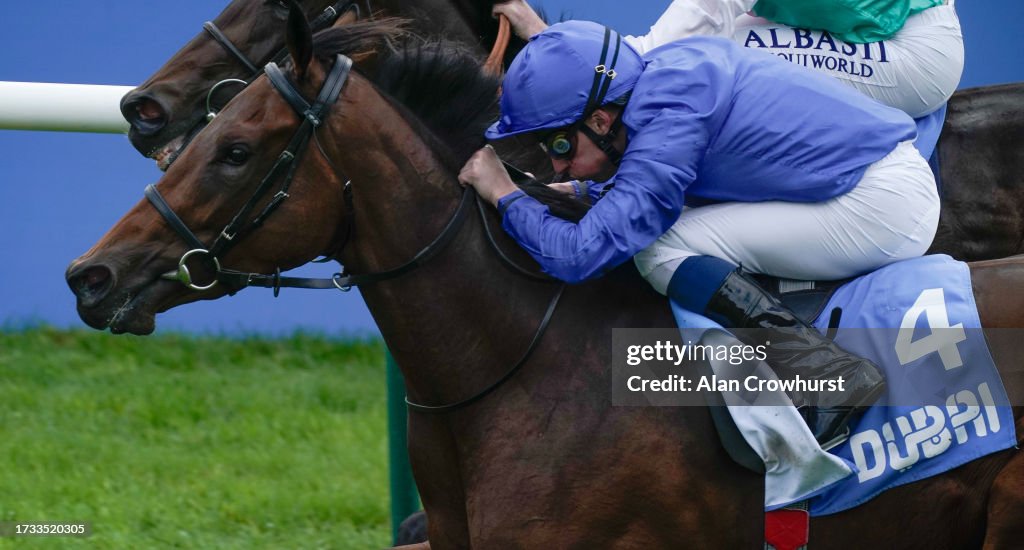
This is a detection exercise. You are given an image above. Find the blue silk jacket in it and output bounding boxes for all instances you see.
[498,36,917,283]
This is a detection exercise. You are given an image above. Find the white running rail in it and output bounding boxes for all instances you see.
[0,81,135,134]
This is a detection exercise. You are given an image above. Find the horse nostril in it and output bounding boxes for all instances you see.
[121,93,167,135]
[137,100,163,121]
[67,264,115,306]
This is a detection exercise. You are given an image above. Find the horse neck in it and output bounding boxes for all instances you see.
[322,76,557,405]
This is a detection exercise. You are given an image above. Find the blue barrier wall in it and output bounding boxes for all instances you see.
[1,1,1021,335]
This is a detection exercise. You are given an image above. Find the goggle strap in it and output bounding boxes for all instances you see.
[577,114,625,166]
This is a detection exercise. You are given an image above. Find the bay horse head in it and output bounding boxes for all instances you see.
[120,0,519,170]
[120,0,360,169]
[68,3,560,335]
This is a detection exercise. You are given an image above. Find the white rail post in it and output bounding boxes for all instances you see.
[0,81,135,134]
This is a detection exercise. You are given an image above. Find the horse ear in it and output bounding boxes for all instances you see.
[284,0,313,80]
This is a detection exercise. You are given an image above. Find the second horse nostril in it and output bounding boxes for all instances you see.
[121,94,167,134]
[135,98,164,122]
[69,265,113,301]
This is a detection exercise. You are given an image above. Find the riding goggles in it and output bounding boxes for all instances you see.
[539,127,577,160]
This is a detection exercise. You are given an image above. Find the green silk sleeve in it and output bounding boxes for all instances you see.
[752,0,943,43]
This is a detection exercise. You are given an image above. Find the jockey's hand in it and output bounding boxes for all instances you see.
[459,146,520,206]
[548,181,577,196]
[493,0,549,40]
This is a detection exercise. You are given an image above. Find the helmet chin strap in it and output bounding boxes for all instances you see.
[577,112,625,166]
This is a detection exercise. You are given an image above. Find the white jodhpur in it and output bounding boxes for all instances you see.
[635,141,940,295]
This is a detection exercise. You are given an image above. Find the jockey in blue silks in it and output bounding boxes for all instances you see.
[459,20,940,447]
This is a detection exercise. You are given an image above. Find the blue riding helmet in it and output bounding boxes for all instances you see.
[485,20,645,140]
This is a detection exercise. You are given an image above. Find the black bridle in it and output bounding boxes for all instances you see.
[155,1,360,169]
[144,53,565,415]
[146,52,353,293]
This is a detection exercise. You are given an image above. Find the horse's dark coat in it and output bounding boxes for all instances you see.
[69,15,1024,547]
[930,82,1024,260]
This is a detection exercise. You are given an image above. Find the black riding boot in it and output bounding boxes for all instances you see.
[702,269,886,449]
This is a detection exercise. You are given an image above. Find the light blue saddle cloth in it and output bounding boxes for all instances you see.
[672,254,1016,515]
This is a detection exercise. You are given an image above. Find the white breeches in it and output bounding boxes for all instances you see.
[634,141,940,294]
[625,1,964,118]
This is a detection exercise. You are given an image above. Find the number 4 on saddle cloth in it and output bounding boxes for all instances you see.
[670,254,1016,515]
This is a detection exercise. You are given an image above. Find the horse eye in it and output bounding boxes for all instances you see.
[223,145,251,166]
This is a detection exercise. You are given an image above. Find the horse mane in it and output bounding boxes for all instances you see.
[373,40,500,163]
[306,20,590,222]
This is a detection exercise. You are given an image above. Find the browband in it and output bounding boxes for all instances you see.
[265,54,353,127]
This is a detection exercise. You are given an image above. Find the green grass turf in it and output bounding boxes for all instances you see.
[0,327,390,549]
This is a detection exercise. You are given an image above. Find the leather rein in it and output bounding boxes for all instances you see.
[145,48,564,415]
